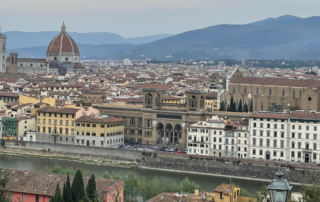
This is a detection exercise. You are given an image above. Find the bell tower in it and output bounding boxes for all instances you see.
[9,53,18,74]
[0,29,6,73]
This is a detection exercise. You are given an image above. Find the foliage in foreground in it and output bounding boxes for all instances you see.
[44,165,201,202]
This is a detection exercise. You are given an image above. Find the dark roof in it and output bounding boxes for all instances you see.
[37,107,80,114]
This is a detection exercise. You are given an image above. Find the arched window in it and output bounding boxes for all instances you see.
[261,101,263,111]
[189,96,197,108]
[256,88,259,95]
[282,89,285,96]
[233,87,235,93]
[293,89,295,98]
[200,96,204,108]
[231,139,234,144]
[300,89,302,98]
[145,93,152,106]
[42,126,46,133]
[244,87,247,94]
[59,128,63,134]
[269,88,271,96]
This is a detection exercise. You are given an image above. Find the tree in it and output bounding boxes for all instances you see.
[0,171,10,202]
[64,174,73,202]
[72,170,85,202]
[268,102,283,112]
[222,78,226,89]
[250,99,253,112]
[243,102,248,112]
[238,99,243,112]
[219,101,226,111]
[230,97,234,112]
[86,175,97,202]
[50,184,64,202]
[255,185,268,202]
[123,173,138,202]
[227,104,230,111]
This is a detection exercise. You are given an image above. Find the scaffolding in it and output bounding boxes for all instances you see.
[2,117,17,137]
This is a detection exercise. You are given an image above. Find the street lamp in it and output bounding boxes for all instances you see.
[267,170,293,202]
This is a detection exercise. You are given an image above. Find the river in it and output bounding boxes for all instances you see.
[0,154,301,194]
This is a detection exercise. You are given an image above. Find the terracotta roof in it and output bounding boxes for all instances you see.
[250,113,290,119]
[76,116,124,123]
[47,32,79,54]
[36,107,80,114]
[214,184,237,195]
[4,169,123,200]
[230,77,320,88]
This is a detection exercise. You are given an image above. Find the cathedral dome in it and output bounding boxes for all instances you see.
[46,22,80,63]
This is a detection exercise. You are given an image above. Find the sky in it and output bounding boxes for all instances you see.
[1,0,320,38]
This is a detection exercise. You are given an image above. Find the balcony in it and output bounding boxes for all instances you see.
[302,148,312,153]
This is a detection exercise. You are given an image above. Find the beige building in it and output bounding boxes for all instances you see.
[221,76,320,112]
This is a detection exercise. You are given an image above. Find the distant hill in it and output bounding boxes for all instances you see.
[8,43,137,59]
[4,31,171,49]
[109,15,320,60]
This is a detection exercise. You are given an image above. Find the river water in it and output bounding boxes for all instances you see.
[0,154,300,194]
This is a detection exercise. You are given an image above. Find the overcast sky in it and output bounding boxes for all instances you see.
[0,0,319,38]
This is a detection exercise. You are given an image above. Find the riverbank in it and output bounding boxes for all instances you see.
[0,147,136,168]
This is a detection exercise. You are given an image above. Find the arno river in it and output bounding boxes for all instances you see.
[0,154,301,194]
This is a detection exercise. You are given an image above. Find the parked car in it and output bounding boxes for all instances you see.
[156,147,160,150]
[184,149,188,153]
[177,150,184,154]
[160,147,167,151]
[169,148,175,152]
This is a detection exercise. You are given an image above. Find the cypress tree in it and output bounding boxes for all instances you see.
[243,102,248,112]
[72,170,84,202]
[64,174,73,202]
[230,97,234,112]
[62,184,66,202]
[50,184,63,202]
[86,174,97,201]
[238,99,243,112]
[227,104,230,111]
[233,101,236,112]
[250,99,253,112]
[219,101,225,111]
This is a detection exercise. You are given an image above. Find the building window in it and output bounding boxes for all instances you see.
[298,142,301,149]
[252,149,256,155]
[306,133,309,139]
[267,131,270,137]
[314,144,317,150]
[92,132,96,136]
[43,119,46,124]
[273,140,277,148]
[282,89,285,96]
[92,124,96,128]
[256,88,259,95]
[86,132,90,136]
[266,139,270,147]
[306,126,309,131]
[291,151,295,158]
[314,134,317,140]
[66,120,69,126]
[101,124,104,128]
[65,128,68,135]
[261,101,263,111]
[87,124,90,127]
[292,142,295,148]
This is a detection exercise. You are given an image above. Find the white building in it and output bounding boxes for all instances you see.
[233,120,249,158]
[123,58,132,65]
[187,116,225,157]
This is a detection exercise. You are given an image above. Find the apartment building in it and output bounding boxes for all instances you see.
[233,120,249,158]
[36,107,80,144]
[187,116,225,157]
[288,111,320,163]
[75,115,124,147]
[249,113,289,161]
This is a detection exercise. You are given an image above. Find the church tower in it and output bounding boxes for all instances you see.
[9,53,18,74]
[0,29,7,73]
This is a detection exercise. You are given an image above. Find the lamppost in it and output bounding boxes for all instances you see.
[267,170,293,202]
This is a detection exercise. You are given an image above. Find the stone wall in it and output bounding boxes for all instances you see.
[2,140,142,161]
[3,140,320,183]
[139,153,320,184]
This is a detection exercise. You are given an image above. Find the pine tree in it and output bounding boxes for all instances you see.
[72,170,84,202]
[64,174,73,202]
[243,102,248,112]
[86,174,97,201]
[238,99,243,112]
[50,184,63,202]
[219,101,225,111]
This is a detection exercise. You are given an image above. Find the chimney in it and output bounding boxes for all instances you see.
[194,187,199,196]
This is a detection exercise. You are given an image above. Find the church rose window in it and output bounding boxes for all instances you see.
[308,96,312,101]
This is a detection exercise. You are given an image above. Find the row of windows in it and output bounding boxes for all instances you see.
[38,127,74,135]
[291,142,318,150]
[292,133,318,140]
[252,139,285,148]
[253,123,285,129]
[38,112,75,118]
[292,125,318,131]
[76,131,123,137]
[253,118,285,122]
[252,149,285,157]
[76,122,124,128]
[38,119,75,126]
[76,138,123,145]
[253,130,285,137]
[236,87,300,98]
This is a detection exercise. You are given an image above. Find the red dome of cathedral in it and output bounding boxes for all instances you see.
[46,22,79,54]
